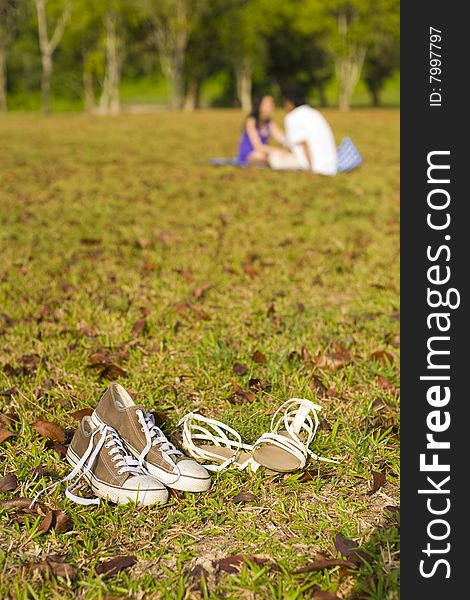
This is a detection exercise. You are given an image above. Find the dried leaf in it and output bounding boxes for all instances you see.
[0,413,17,427]
[312,591,341,600]
[375,375,397,391]
[370,349,394,364]
[0,427,16,444]
[315,351,351,370]
[252,350,266,364]
[334,534,370,566]
[179,270,194,283]
[53,510,70,532]
[131,317,147,337]
[44,440,68,458]
[0,497,44,511]
[310,376,328,398]
[0,473,19,491]
[232,491,257,504]
[20,354,41,369]
[0,386,18,398]
[88,363,127,380]
[243,263,258,279]
[32,419,65,443]
[295,556,357,573]
[368,471,386,495]
[37,511,54,534]
[248,378,271,392]
[229,382,255,404]
[142,261,158,271]
[30,557,77,580]
[48,560,77,579]
[193,281,214,300]
[71,408,93,421]
[232,362,248,376]
[95,555,137,579]
[187,564,209,593]
[300,347,312,363]
[213,554,271,574]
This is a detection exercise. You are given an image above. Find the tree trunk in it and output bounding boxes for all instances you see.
[235,59,252,112]
[83,70,95,113]
[318,82,327,108]
[35,0,70,115]
[370,86,380,107]
[41,51,52,115]
[98,13,121,115]
[0,44,6,112]
[184,73,199,111]
[336,13,365,112]
[170,56,185,109]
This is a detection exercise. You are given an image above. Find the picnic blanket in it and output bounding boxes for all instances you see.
[209,136,363,173]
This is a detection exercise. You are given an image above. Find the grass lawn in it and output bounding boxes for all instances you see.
[0,108,399,599]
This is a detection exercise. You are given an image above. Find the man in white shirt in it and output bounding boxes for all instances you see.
[268,89,338,176]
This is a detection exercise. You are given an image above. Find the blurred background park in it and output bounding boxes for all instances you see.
[0,0,399,115]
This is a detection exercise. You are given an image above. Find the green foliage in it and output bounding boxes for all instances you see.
[3,0,399,110]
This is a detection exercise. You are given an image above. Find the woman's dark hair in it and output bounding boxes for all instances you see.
[246,94,272,129]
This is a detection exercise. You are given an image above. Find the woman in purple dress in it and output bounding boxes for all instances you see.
[237,94,287,166]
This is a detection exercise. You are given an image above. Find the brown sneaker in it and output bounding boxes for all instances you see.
[63,416,169,506]
[91,384,211,492]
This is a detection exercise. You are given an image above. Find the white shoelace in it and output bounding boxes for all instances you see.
[136,410,183,483]
[30,424,144,507]
[267,398,339,464]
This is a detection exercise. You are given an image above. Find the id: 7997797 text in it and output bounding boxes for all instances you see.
[429,26,442,107]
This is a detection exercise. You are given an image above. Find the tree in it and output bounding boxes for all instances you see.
[363,36,398,106]
[34,0,70,114]
[141,0,206,109]
[0,0,21,111]
[216,0,267,111]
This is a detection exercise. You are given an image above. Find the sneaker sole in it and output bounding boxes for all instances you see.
[91,412,211,492]
[65,447,169,506]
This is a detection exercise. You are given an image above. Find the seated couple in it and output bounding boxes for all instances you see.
[237,89,338,176]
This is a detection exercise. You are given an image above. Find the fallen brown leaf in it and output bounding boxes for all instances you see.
[37,511,54,534]
[229,382,255,404]
[370,349,394,364]
[0,497,45,511]
[0,427,16,444]
[213,554,271,574]
[32,419,65,443]
[252,350,266,364]
[193,281,214,300]
[131,317,148,337]
[232,362,248,376]
[95,555,137,579]
[368,471,386,495]
[248,378,271,392]
[71,408,93,421]
[44,440,68,458]
[310,375,328,397]
[0,386,18,398]
[334,533,370,566]
[232,491,257,504]
[312,591,341,600]
[295,556,357,573]
[30,556,77,580]
[0,473,19,491]
[87,363,127,380]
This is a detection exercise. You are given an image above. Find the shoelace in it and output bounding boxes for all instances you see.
[136,410,183,483]
[30,424,144,507]
[270,398,339,464]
